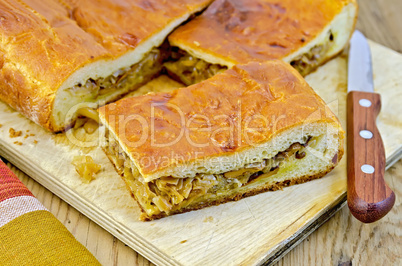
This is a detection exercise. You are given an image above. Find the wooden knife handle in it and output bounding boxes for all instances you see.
[347,91,395,223]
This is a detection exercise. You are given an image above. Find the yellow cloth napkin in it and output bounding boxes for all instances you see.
[0,159,100,265]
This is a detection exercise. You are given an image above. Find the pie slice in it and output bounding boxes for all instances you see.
[166,0,358,85]
[98,60,345,221]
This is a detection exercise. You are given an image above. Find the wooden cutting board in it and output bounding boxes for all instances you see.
[0,41,401,266]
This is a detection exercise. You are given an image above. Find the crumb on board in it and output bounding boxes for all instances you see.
[0,124,2,128]
[24,133,36,139]
[13,141,22,145]
[71,155,101,184]
[9,128,22,138]
[33,140,38,144]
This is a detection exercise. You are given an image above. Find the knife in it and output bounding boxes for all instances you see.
[347,30,395,223]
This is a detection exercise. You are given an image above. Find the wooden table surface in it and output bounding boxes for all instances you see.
[3,0,402,265]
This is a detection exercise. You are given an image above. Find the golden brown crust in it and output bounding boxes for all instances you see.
[0,0,212,131]
[142,148,344,221]
[169,0,356,65]
[99,60,341,177]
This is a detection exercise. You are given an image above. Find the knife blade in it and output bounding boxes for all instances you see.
[347,30,395,223]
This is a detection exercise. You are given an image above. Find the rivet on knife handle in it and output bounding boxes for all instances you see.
[347,91,395,223]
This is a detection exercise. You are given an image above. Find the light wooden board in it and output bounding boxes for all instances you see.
[0,41,401,266]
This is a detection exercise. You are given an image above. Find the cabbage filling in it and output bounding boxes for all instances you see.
[62,46,170,131]
[104,130,314,218]
[165,30,336,85]
[164,47,227,86]
[289,30,335,76]
[69,48,169,103]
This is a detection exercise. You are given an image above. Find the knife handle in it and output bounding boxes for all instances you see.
[347,91,395,223]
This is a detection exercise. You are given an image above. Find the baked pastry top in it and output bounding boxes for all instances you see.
[168,0,357,67]
[99,60,343,182]
[0,0,212,131]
